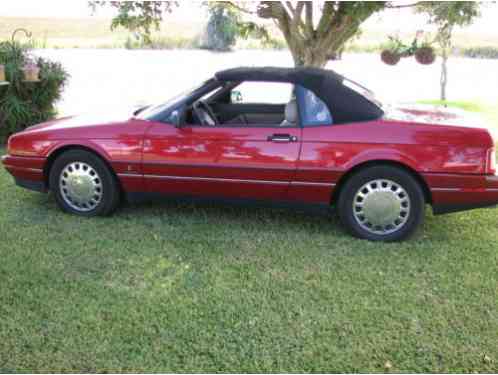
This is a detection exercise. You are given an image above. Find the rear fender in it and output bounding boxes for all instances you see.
[345,148,419,171]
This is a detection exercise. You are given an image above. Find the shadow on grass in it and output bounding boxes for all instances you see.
[20,189,459,249]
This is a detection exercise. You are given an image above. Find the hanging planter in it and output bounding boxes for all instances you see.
[22,62,40,82]
[415,46,436,65]
[381,50,401,66]
[380,32,436,66]
[0,33,69,141]
[0,64,5,82]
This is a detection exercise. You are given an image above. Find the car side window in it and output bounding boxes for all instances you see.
[295,85,333,126]
[233,81,293,104]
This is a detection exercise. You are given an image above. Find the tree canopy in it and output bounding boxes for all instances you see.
[90,1,482,67]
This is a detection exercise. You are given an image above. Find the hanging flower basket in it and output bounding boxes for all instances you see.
[0,64,5,82]
[381,50,401,66]
[381,31,436,66]
[415,46,436,65]
[22,62,40,82]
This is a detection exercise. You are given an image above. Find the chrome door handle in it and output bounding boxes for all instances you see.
[267,134,298,143]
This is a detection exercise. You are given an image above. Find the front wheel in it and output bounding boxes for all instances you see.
[49,149,120,216]
[337,166,425,241]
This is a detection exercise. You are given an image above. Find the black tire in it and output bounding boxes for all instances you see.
[337,166,425,242]
[49,149,120,216]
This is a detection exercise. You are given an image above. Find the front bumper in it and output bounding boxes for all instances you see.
[423,173,498,215]
[1,154,48,192]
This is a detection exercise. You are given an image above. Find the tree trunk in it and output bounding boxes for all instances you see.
[285,29,352,68]
[286,24,357,68]
[256,2,384,69]
[440,48,448,101]
[438,26,452,102]
[291,46,329,68]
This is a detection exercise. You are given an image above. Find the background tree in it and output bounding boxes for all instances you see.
[417,2,480,101]
[241,1,387,66]
[91,1,386,67]
[90,1,482,69]
[203,3,239,51]
[89,1,178,44]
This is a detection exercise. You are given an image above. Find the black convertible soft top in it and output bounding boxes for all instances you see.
[215,67,384,124]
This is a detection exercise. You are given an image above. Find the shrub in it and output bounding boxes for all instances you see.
[461,46,498,59]
[0,41,69,142]
[202,4,239,51]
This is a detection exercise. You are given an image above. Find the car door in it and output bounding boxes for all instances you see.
[142,121,301,200]
[287,85,339,204]
[142,81,302,200]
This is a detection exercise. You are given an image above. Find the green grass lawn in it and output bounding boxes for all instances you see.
[417,100,498,128]
[2,157,498,373]
[2,103,498,372]
[0,101,498,372]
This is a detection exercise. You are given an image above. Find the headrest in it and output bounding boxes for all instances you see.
[285,100,298,124]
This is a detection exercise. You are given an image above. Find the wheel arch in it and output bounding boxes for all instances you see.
[331,159,432,206]
[43,144,120,191]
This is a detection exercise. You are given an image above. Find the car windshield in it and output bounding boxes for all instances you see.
[342,78,383,109]
[135,79,213,120]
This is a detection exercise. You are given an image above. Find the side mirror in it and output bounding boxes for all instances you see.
[170,110,182,128]
[231,90,243,104]
[133,105,150,116]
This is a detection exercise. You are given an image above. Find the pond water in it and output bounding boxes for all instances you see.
[34,49,498,117]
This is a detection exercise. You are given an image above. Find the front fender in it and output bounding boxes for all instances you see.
[45,140,113,162]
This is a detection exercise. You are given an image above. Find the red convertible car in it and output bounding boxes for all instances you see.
[2,67,498,241]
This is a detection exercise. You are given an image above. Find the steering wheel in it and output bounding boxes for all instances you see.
[193,100,218,126]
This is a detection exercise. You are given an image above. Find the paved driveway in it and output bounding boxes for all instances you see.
[36,49,498,131]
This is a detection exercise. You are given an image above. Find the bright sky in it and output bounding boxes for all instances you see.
[1,0,498,34]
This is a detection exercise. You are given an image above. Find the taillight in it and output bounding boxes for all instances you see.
[487,147,496,175]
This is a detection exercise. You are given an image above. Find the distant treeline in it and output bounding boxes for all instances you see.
[4,33,498,59]
[459,46,498,59]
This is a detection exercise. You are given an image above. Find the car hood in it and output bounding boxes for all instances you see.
[25,113,133,133]
[12,111,153,146]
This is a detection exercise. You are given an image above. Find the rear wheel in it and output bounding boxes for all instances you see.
[337,166,425,241]
[49,150,120,216]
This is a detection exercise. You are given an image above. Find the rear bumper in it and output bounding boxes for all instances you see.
[423,173,498,215]
[1,154,48,192]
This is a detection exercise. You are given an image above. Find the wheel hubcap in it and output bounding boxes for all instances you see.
[353,179,411,235]
[59,162,103,212]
